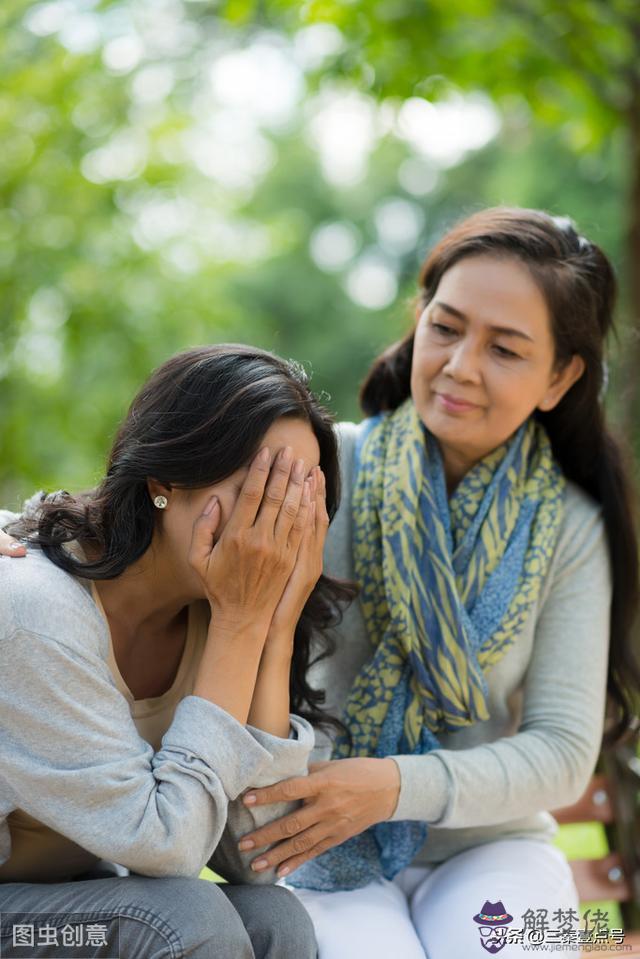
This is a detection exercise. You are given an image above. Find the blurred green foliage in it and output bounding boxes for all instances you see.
[238,0,636,138]
[0,0,634,507]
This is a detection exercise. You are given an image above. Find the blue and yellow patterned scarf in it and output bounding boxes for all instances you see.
[290,399,565,892]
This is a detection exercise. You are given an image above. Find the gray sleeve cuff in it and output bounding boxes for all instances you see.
[390,752,453,824]
[209,715,314,884]
[158,695,274,800]
[245,715,314,786]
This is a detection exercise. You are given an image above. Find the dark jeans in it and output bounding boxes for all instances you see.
[0,865,317,958]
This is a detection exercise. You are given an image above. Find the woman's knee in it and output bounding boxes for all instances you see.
[292,881,424,959]
[116,876,254,959]
[409,841,579,959]
[223,883,317,959]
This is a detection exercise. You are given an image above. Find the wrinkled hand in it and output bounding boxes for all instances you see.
[189,446,312,629]
[238,758,401,878]
[0,528,26,556]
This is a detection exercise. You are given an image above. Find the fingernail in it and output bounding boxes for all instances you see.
[203,496,218,516]
[293,458,305,480]
[278,866,290,878]
[244,793,257,805]
[9,543,23,551]
[280,446,293,464]
[258,448,270,465]
[252,859,269,872]
[238,839,255,851]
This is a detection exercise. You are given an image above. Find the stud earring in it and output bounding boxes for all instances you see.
[153,495,168,509]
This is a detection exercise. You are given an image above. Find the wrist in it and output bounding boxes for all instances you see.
[265,624,296,647]
[380,757,401,819]
[209,606,272,642]
[261,633,295,669]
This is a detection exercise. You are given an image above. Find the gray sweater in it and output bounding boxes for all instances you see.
[310,421,613,866]
[0,546,313,884]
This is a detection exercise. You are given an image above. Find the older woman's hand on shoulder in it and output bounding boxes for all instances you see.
[0,528,26,556]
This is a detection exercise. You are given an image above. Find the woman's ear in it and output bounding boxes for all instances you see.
[147,478,172,503]
[537,354,586,412]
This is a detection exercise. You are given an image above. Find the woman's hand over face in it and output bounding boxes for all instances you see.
[267,465,329,647]
[237,757,401,878]
[188,446,313,629]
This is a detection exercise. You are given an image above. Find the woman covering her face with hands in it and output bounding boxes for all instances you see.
[0,343,352,959]
[226,209,640,959]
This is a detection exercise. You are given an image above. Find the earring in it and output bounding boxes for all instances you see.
[153,495,168,509]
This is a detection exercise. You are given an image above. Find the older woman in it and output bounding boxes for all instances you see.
[230,209,640,958]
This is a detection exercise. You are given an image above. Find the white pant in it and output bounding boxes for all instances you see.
[290,839,580,958]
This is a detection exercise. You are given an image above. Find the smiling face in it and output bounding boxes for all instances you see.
[410,254,584,488]
[149,416,321,598]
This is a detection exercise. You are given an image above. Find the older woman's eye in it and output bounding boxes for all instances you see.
[430,322,457,337]
[493,344,521,360]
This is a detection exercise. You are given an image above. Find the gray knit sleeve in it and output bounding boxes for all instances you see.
[0,509,19,529]
[209,718,314,884]
[0,554,308,880]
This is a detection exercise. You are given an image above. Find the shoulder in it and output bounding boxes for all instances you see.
[332,422,357,506]
[333,419,375,492]
[334,421,359,465]
[325,422,366,575]
[0,550,108,658]
[334,418,379,502]
[558,480,607,558]
[539,479,611,605]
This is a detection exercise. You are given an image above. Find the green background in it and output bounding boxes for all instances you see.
[1,0,638,507]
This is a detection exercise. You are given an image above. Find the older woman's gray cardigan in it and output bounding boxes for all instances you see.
[310,421,612,867]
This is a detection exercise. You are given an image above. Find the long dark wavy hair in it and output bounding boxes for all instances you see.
[360,207,640,744]
[11,344,355,729]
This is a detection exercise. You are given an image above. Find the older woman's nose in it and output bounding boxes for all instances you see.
[442,340,482,383]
